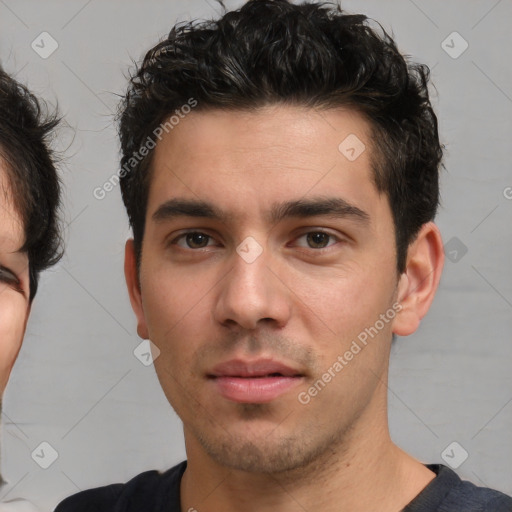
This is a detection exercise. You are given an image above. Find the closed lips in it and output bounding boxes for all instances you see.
[208,359,304,378]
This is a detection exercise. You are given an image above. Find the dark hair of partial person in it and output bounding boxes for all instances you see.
[118,0,443,273]
[0,64,63,301]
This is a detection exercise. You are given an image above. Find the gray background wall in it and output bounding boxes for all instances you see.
[0,0,510,509]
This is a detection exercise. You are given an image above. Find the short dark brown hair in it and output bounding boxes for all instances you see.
[118,0,443,272]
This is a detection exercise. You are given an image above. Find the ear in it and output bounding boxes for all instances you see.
[124,239,149,339]
[392,222,444,336]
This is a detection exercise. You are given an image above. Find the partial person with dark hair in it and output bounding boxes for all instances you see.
[56,1,511,510]
[0,64,62,511]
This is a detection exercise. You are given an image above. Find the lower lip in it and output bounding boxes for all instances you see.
[211,376,302,403]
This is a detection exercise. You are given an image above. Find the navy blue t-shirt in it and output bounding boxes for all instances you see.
[55,462,512,511]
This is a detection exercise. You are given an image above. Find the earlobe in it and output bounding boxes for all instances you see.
[124,239,149,339]
[392,222,445,337]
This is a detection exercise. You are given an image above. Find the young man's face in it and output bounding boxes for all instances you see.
[126,105,423,473]
[0,165,30,395]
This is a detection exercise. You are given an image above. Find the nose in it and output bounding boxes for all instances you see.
[213,240,291,331]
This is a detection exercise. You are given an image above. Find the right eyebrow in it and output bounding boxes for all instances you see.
[152,198,228,223]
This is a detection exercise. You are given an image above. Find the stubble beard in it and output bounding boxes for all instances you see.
[189,401,351,481]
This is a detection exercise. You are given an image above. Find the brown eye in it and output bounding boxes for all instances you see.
[306,232,331,249]
[184,232,210,249]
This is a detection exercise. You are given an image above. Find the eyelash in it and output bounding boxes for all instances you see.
[0,265,23,293]
[169,230,343,253]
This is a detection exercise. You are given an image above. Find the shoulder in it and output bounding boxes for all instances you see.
[427,464,512,512]
[442,476,512,511]
[54,461,186,512]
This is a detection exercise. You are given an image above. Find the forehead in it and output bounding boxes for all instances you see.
[147,105,385,224]
[0,161,25,253]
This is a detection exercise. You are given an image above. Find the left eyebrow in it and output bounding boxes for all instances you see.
[267,197,370,225]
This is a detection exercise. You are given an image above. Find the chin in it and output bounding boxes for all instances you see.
[193,419,338,475]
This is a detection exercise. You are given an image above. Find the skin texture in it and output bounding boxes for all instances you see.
[125,105,445,511]
[0,164,30,397]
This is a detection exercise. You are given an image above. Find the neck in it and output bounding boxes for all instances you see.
[180,380,435,512]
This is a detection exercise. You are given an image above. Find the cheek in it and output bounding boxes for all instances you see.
[141,265,213,355]
[293,264,396,342]
[142,269,215,413]
[0,294,29,393]
[292,270,397,418]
